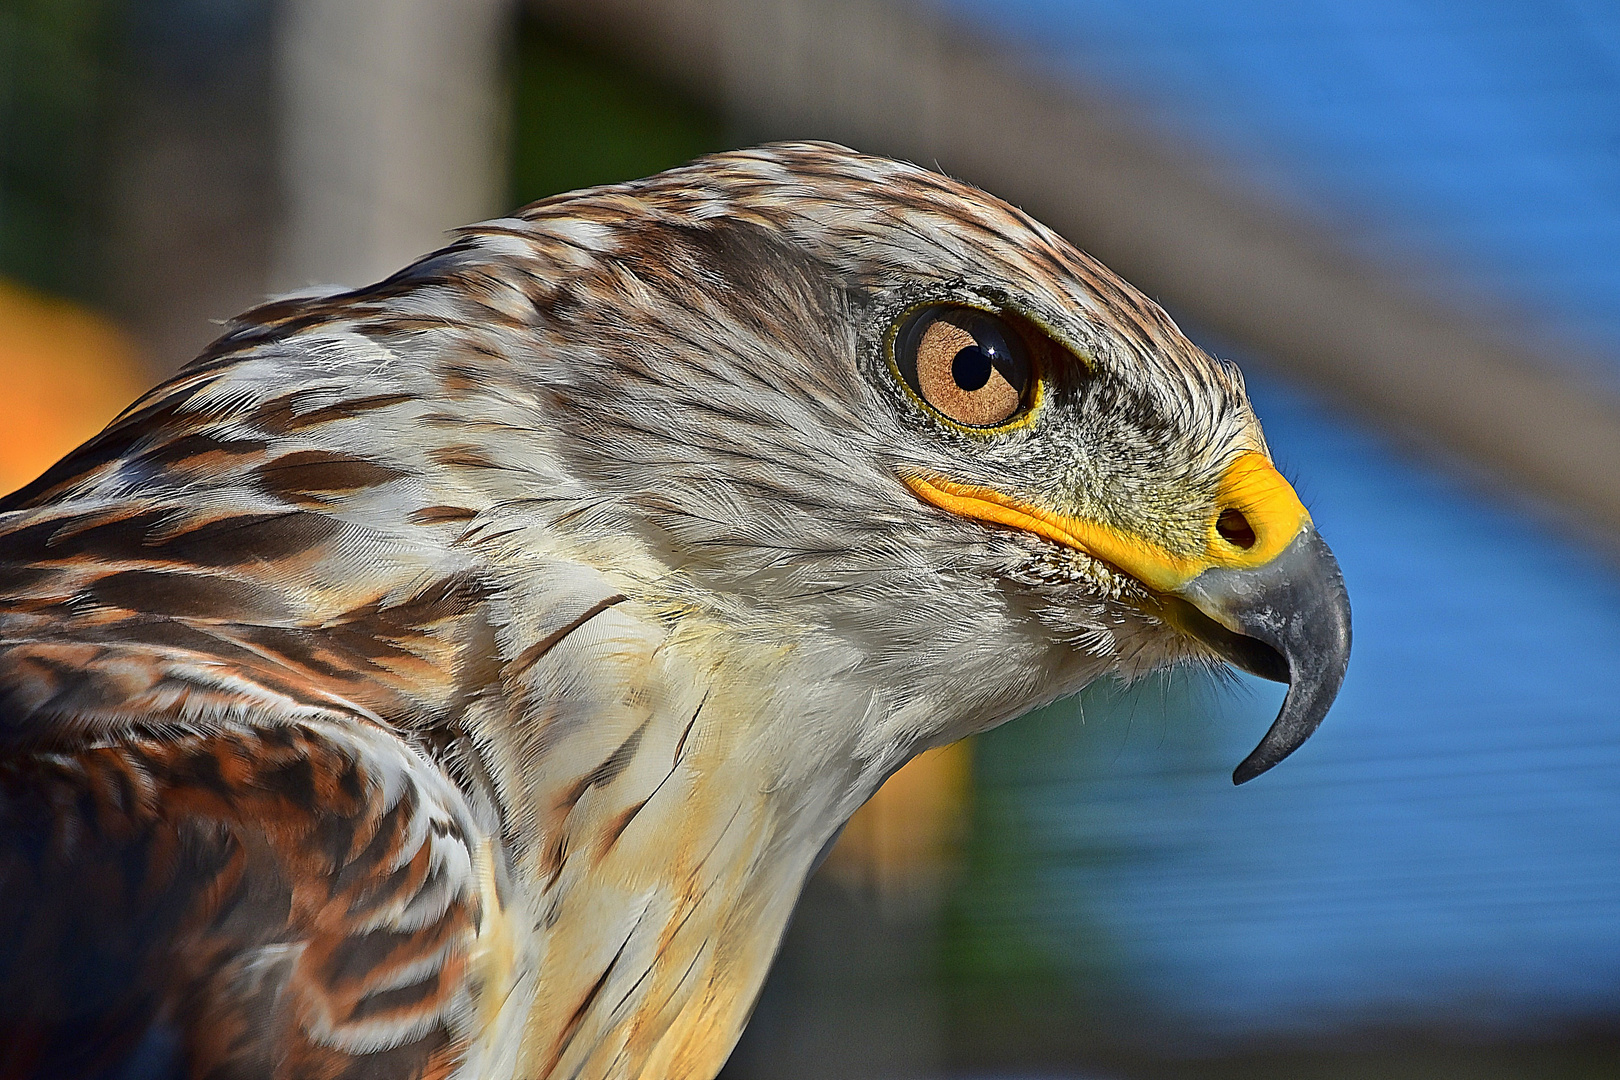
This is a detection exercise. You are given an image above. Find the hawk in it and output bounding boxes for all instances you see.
[0,143,1349,1079]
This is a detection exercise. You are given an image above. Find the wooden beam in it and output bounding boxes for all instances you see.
[532,0,1620,536]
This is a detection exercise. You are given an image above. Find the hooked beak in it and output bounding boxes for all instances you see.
[1163,525,1352,783]
[904,451,1351,784]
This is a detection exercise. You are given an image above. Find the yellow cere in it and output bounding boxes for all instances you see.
[1211,451,1312,568]
[903,451,1311,594]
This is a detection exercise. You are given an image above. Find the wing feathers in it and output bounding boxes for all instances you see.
[0,718,490,1080]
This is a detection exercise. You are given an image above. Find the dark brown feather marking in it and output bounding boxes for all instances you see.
[325,925,437,984]
[427,445,502,471]
[555,719,650,833]
[410,506,480,526]
[256,451,408,504]
[509,595,628,678]
[0,566,58,596]
[598,698,705,863]
[149,511,342,566]
[582,721,647,793]
[543,928,636,1077]
[90,570,291,622]
[349,971,443,1020]
[144,434,269,469]
[2,510,171,564]
[252,392,413,436]
[598,799,650,857]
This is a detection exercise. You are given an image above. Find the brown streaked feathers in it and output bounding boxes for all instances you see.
[0,143,1329,1079]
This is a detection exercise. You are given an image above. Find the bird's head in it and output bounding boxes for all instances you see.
[481,142,1350,782]
[0,144,1344,784]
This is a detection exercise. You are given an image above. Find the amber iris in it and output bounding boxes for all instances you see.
[894,305,1031,427]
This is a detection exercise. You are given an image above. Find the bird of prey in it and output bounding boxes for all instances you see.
[0,143,1349,1079]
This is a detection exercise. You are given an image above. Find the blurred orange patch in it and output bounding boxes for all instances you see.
[822,741,972,904]
[0,279,147,495]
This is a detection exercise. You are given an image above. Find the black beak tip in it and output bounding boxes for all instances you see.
[1230,661,1346,785]
[1231,753,1275,786]
[1204,526,1352,785]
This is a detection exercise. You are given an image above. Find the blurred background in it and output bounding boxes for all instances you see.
[4,0,1620,1076]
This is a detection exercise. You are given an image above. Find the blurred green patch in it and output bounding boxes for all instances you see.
[0,0,119,302]
[510,14,727,207]
[940,683,1148,1064]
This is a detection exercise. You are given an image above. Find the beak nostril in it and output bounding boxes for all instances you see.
[1217,508,1257,549]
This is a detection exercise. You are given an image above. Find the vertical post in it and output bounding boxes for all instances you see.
[104,0,280,374]
[273,0,513,291]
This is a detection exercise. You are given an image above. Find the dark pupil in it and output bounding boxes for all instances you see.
[952,345,994,391]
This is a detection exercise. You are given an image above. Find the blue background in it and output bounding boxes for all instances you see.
[931,0,1620,1039]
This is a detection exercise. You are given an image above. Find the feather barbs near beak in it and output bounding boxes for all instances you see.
[904,450,1351,785]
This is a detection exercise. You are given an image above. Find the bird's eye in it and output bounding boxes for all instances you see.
[893,305,1032,428]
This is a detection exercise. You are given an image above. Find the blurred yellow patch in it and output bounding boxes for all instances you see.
[822,741,972,905]
[0,278,146,495]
